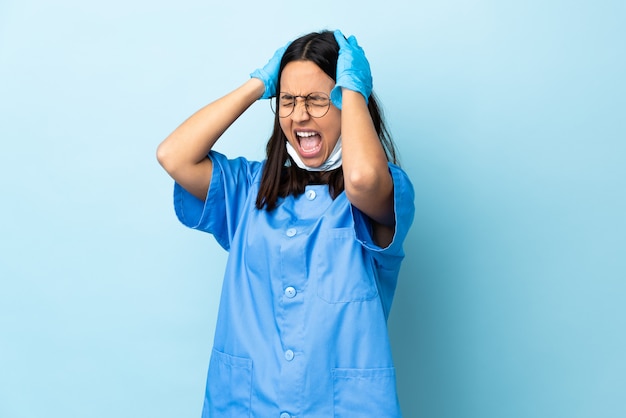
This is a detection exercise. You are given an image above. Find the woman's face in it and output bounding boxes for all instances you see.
[278,60,341,168]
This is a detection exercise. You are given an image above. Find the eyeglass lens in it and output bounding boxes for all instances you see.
[272,92,331,118]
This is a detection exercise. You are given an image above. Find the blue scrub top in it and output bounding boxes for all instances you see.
[174,151,415,418]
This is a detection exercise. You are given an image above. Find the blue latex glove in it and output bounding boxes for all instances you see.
[331,30,373,109]
[250,42,289,100]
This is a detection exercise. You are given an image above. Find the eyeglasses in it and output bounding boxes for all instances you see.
[271,92,331,118]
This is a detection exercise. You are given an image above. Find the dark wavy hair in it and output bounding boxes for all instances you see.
[256,30,398,211]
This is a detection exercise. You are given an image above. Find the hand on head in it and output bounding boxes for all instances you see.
[250,30,373,108]
[330,30,373,109]
[250,42,290,100]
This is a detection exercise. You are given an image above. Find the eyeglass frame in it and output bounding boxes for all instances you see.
[271,91,332,118]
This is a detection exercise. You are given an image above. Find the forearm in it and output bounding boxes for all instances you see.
[341,90,395,226]
[157,78,264,171]
[156,78,265,199]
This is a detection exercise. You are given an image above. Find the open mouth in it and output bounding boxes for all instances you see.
[296,130,322,157]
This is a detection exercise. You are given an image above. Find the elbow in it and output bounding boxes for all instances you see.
[344,166,381,199]
[156,141,176,174]
[156,141,168,166]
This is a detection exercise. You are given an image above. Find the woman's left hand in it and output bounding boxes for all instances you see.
[331,30,373,109]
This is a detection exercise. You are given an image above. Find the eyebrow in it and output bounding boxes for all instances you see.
[279,92,330,98]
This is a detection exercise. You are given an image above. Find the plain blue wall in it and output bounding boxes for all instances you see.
[1,1,624,417]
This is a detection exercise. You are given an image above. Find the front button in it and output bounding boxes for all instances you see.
[284,350,294,361]
[280,413,291,418]
[286,228,297,237]
[306,189,317,200]
[284,286,296,298]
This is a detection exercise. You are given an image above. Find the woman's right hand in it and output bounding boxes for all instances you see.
[250,41,290,99]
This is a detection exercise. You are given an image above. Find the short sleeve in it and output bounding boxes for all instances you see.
[173,151,263,251]
[353,163,415,263]
[351,163,415,314]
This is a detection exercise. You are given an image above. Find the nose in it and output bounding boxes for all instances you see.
[291,99,310,122]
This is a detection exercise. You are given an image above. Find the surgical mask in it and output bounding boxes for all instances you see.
[285,138,342,172]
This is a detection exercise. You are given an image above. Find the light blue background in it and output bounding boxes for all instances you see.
[1,1,624,417]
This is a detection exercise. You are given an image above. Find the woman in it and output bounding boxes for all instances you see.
[157,30,414,418]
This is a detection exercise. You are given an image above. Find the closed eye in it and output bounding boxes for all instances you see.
[308,98,329,107]
[280,94,295,107]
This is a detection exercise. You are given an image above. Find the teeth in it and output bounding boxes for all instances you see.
[296,131,317,138]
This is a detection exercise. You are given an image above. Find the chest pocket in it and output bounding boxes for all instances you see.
[316,227,378,303]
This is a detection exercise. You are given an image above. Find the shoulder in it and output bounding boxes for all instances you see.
[209,151,265,184]
[388,163,413,191]
[388,163,415,232]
